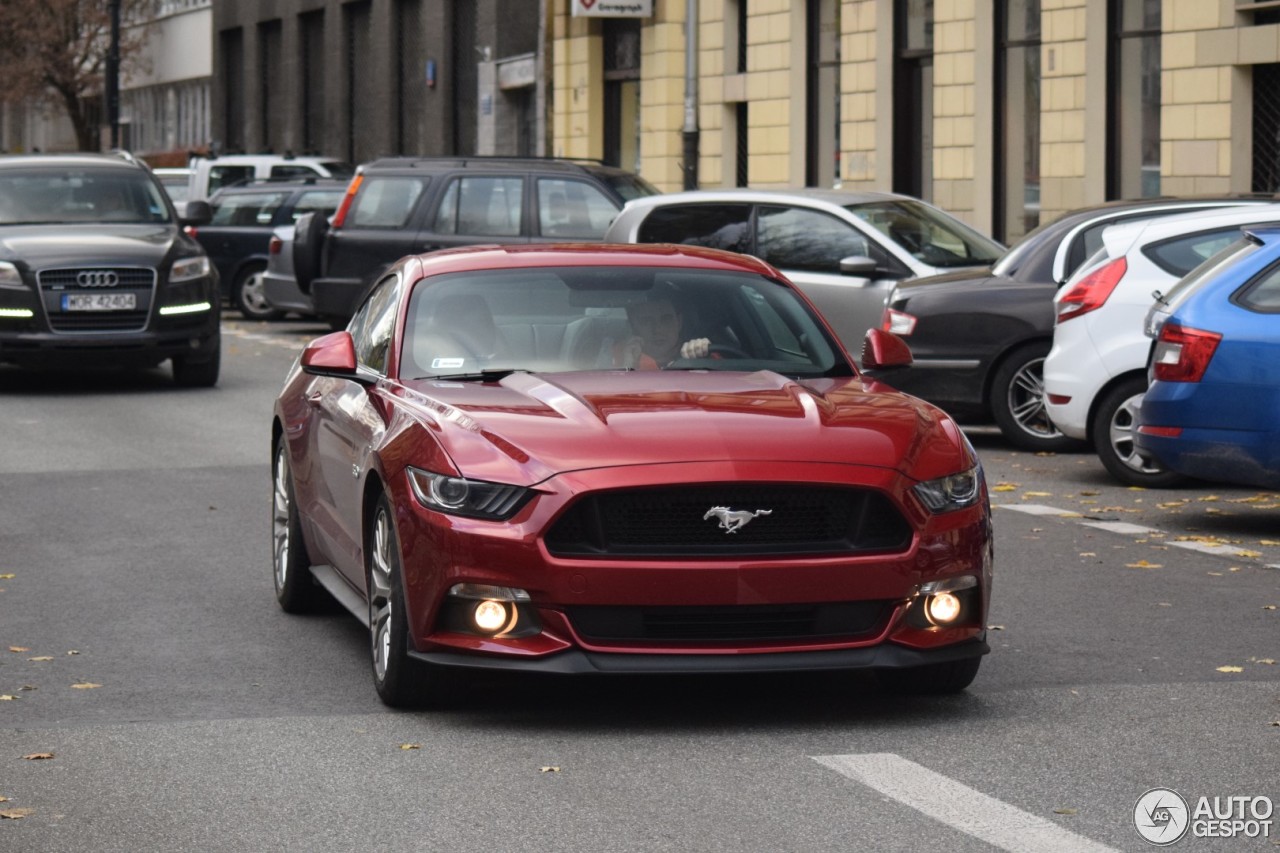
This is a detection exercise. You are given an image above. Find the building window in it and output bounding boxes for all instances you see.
[300,11,324,155]
[396,0,423,156]
[737,102,749,187]
[995,0,1041,243]
[603,18,641,171]
[345,2,373,163]
[220,28,244,152]
[1109,0,1160,199]
[806,0,841,188]
[259,20,282,152]
[894,0,934,201]
[1253,64,1280,192]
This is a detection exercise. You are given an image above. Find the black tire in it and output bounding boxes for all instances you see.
[367,493,439,708]
[876,656,982,695]
[292,212,328,294]
[171,336,220,387]
[233,261,284,321]
[272,436,324,613]
[1090,374,1188,487]
[989,343,1083,452]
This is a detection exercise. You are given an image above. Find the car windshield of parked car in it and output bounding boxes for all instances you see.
[597,172,661,201]
[0,169,171,225]
[402,266,850,380]
[845,200,1004,268]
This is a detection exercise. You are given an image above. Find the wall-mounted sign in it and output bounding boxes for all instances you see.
[570,0,652,17]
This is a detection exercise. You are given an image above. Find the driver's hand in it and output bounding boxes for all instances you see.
[619,336,644,368]
[680,337,711,359]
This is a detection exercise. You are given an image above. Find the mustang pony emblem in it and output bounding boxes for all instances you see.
[703,506,772,534]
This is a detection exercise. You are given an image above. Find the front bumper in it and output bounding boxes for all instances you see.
[263,270,314,315]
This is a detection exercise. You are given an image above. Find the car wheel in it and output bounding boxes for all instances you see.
[876,656,982,695]
[272,437,323,613]
[171,337,220,387]
[292,212,328,294]
[1090,374,1188,487]
[367,494,435,708]
[989,343,1083,452]
[234,262,283,321]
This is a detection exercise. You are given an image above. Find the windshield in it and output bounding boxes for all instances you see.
[0,168,172,225]
[598,172,661,201]
[845,199,1004,268]
[402,266,850,380]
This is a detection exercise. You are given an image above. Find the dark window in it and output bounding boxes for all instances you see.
[207,165,254,194]
[258,20,282,152]
[210,192,288,226]
[435,177,523,236]
[300,11,325,154]
[349,177,426,228]
[350,273,399,374]
[757,206,878,274]
[736,103,749,187]
[344,2,374,164]
[894,0,934,201]
[269,165,323,180]
[604,19,642,171]
[396,0,423,156]
[1142,228,1245,277]
[1252,63,1280,193]
[452,1,478,155]
[995,0,1041,243]
[1108,0,1161,198]
[637,204,753,253]
[1236,259,1280,311]
[221,28,245,151]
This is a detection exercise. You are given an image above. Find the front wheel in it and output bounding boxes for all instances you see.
[1090,375,1187,487]
[876,657,982,695]
[172,337,220,387]
[989,343,1083,452]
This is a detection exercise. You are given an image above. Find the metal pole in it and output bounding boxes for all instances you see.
[106,0,121,150]
[681,0,699,190]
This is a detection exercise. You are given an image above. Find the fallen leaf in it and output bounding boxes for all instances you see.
[1260,540,1280,547]
[992,483,1019,492]
[1216,666,1244,673]
[1079,490,1099,496]
[0,573,14,579]
[1079,552,1097,557]
[399,743,420,751]
[1197,495,1221,502]
[0,808,33,820]
[18,685,36,691]
[1157,501,1189,509]
[70,682,101,690]
[1208,572,1224,576]
[1022,491,1052,497]
[21,753,53,760]
[987,624,1006,630]
[1253,659,1276,665]
[1236,550,1263,559]
[539,766,561,773]
[1128,486,1147,491]
[1265,606,1278,611]
[0,695,15,701]
[1034,452,1056,457]
[1125,560,1163,569]
[27,656,53,662]
[8,646,29,653]
[1053,808,1078,815]
[66,650,79,656]
[0,796,7,802]
[1156,603,1173,607]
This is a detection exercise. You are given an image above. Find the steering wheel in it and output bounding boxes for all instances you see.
[706,344,750,359]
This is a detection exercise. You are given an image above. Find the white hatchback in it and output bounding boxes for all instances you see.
[1043,204,1280,485]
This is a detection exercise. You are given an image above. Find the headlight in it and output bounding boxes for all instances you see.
[169,255,211,282]
[407,467,531,520]
[0,261,25,289]
[913,466,983,513]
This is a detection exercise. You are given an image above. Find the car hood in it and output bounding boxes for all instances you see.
[390,370,970,487]
[0,224,178,269]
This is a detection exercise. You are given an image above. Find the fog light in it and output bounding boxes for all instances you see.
[925,592,962,625]
[473,599,508,631]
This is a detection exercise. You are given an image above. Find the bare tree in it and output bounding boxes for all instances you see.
[0,0,150,151]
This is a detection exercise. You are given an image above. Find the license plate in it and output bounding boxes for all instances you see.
[62,293,137,311]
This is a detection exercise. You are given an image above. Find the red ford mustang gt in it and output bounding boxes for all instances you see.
[271,244,993,706]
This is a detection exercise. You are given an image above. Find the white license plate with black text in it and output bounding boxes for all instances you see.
[62,293,136,311]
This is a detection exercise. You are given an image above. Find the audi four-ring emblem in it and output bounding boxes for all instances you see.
[76,270,119,287]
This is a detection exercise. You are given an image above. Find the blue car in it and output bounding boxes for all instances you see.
[1136,226,1280,488]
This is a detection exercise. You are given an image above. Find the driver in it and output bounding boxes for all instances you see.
[616,295,711,370]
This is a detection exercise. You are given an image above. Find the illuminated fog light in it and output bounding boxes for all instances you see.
[0,308,34,318]
[159,301,213,316]
[925,592,962,625]
[473,599,510,632]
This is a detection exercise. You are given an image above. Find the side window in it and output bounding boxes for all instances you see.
[435,176,524,237]
[1143,228,1245,277]
[536,178,619,238]
[349,273,400,374]
[209,192,288,226]
[757,206,882,274]
[348,177,426,228]
[1235,261,1280,312]
[290,190,345,222]
[636,204,753,252]
[207,165,255,194]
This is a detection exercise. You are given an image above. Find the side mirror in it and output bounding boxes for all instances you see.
[839,255,881,278]
[861,328,913,370]
[301,331,362,379]
[181,200,213,227]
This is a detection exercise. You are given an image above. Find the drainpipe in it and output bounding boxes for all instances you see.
[681,0,699,190]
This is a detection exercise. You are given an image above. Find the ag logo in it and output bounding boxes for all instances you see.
[1134,788,1190,845]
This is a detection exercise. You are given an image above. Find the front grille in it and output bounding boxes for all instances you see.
[545,484,913,558]
[568,601,890,643]
[38,267,156,334]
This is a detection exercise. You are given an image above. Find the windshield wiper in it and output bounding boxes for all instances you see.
[416,368,526,382]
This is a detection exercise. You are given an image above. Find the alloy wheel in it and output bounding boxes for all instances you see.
[368,507,395,683]
[1108,392,1164,475]
[272,447,291,590]
[1005,357,1064,440]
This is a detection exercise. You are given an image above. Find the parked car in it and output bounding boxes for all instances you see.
[262,223,313,319]
[152,167,192,209]
[868,198,1275,451]
[192,179,345,319]
[271,243,993,706]
[292,156,660,326]
[0,152,221,386]
[185,153,353,203]
[1136,225,1280,489]
[1044,204,1280,485]
[603,188,1005,356]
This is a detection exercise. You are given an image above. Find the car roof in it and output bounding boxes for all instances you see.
[0,153,145,171]
[1103,202,1280,257]
[404,242,783,279]
[360,156,628,176]
[621,187,910,209]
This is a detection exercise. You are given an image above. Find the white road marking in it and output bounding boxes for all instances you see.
[994,503,1077,517]
[813,753,1120,853]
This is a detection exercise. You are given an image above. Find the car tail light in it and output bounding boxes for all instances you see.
[269,236,282,255]
[184,225,198,237]
[1055,257,1127,323]
[1137,425,1183,438]
[882,307,917,335]
[1151,322,1221,383]
[330,174,364,229]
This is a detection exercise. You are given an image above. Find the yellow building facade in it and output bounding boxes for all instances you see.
[552,0,1280,244]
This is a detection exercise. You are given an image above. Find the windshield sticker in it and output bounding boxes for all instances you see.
[432,357,466,369]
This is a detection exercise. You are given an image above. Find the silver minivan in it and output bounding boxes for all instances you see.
[605,189,1004,355]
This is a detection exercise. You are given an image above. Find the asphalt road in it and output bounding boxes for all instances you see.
[0,318,1276,853]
